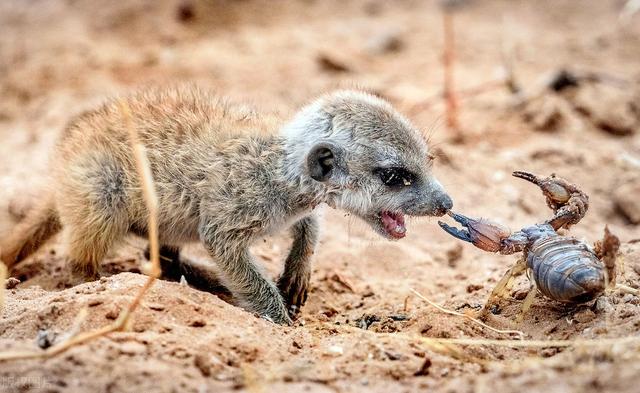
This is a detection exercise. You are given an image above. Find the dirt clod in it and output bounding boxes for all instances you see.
[189,318,207,327]
[194,353,213,377]
[176,1,195,23]
[568,84,638,136]
[522,95,566,132]
[414,357,432,377]
[613,180,640,224]
[5,277,20,289]
[104,305,120,320]
[317,53,352,73]
[573,309,596,323]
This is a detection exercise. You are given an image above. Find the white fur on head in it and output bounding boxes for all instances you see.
[280,90,401,182]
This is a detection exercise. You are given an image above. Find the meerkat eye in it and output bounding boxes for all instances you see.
[376,167,416,188]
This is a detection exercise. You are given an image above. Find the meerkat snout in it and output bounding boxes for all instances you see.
[284,90,453,240]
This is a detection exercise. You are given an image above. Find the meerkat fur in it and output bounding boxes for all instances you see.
[1,86,452,325]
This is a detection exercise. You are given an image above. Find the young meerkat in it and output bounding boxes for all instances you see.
[0,86,452,325]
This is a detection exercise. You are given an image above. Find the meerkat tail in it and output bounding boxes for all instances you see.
[0,196,62,269]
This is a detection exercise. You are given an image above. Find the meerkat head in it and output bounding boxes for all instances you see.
[282,90,453,240]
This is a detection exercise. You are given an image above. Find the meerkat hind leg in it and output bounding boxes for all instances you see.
[64,216,128,280]
[60,154,130,280]
[144,245,231,296]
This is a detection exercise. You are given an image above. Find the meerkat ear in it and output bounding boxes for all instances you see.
[307,142,343,182]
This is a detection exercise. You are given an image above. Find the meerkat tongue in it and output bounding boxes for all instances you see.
[381,211,406,239]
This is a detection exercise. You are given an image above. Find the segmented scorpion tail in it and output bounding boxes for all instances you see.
[512,171,543,185]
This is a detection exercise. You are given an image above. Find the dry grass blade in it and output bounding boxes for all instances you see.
[615,283,639,296]
[121,102,161,280]
[412,334,640,348]
[0,99,161,362]
[410,288,525,339]
[325,321,640,351]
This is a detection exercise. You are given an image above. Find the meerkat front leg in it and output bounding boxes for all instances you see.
[278,215,319,317]
[200,225,291,325]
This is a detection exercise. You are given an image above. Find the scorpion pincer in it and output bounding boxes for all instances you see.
[438,171,619,312]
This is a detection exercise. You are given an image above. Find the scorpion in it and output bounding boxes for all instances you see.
[439,171,620,320]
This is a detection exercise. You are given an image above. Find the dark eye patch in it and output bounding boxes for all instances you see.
[376,167,416,188]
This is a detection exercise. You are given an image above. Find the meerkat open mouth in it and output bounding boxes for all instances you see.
[380,211,406,239]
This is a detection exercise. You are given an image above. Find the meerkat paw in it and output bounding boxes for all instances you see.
[69,259,99,282]
[272,309,294,326]
[254,297,293,326]
[277,270,310,318]
[260,311,292,326]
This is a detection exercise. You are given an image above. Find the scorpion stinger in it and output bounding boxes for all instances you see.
[512,170,543,186]
[512,170,589,230]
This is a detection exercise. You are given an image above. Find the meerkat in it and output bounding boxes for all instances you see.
[0,86,453,325]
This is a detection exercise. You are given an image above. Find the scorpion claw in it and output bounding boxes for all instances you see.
[448,211,472,228]
[439,212,512,253]
[438,221,473,243]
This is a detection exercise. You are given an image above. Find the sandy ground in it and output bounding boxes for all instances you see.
[1,0,640,392]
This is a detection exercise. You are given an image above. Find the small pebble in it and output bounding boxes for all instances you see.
[119,341,147,356]
[573,309,596,323]
[105,306,120,320]
[189,318,207,327]
[194,353,212,376]
[37,330,56,349]
[5,277,20,289]
[88,297,104,307]
[613,181,640,224]
[595,297,614,314]
[326,345,343,356]
[146,302,166,311]
[365,29,403,55]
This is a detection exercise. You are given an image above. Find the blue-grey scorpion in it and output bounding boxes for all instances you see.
[439,171,620,319]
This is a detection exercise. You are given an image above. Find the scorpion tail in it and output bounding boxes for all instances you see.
[512,171,542,185]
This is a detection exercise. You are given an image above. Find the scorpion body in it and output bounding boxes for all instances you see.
[439,171,618,311]
[524,226,605,302]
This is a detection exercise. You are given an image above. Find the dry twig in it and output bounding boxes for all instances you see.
[410,288,525,339]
